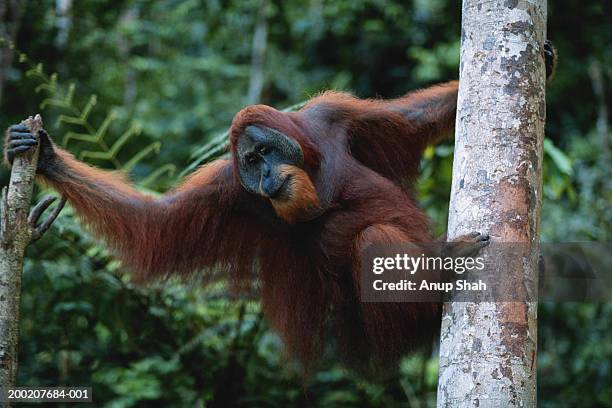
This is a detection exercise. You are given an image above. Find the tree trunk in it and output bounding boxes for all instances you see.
[0,0,26,106]
[246,0,268,105]
[588,60,609,170]
[437,1,547,407]
[0,115,42,388]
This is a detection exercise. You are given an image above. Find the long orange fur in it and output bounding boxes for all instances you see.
[34,81,459,372]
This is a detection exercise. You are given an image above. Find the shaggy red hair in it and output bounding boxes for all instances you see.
[36,81,459,373]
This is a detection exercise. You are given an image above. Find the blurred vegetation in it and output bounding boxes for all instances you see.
[0,0,610,407]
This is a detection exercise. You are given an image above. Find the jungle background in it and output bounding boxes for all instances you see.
[0,0,609,407]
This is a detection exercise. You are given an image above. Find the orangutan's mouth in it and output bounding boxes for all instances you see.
[269,176,291,200]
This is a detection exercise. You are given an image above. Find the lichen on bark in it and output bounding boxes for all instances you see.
[437,0,547,407]
[0,115,42,389]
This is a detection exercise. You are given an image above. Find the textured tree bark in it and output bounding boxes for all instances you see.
[0,115,42,389]
[437,1,547,407]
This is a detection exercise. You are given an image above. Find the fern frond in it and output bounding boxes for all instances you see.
[139,164,177,187]
[62,109,114,146]
[41,83,75,110]
[121,142,161,172]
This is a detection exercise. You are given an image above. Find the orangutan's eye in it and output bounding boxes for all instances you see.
[257,145,270,155]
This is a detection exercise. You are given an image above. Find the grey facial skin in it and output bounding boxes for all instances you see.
[236,126,304,197]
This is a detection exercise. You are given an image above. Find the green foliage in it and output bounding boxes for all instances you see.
[539,303,612,407]
[13,48,176,186]
[542,130,611,241]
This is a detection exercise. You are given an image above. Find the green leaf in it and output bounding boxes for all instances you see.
[544,138,573,175]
